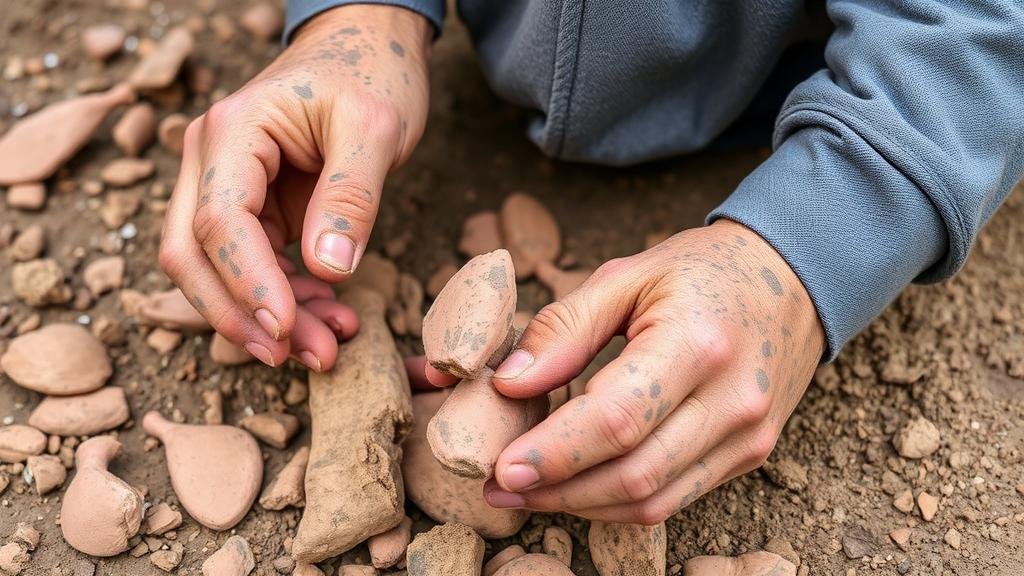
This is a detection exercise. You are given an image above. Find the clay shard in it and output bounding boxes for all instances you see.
[1,323,112,395]
[427,367,548,479]
[292,287,413,562]
[0,425,46,463]
[682,551,796,576]
[128,26,195,90]
[423,249,516,378]
[239,412,300,449]
[27,454,66,494]
[405,523,485,576]
[367,515,412,568]
[259,446,309,510]
[202,535,255,576]
[458,211,503,258]
[0,83,135,185]
[494,554,577,576]
[82,256,126,296]
[60,436,144,556]
[403,391,530,538]
[28,386,129,436]
[144,503,183,536]
[157,113,189,155]
[589,521,667,576]
[112,103,156,156]
[210,333,254,365]
[500,193,560,279]
[142,411,263,530]
[138,289,211,331]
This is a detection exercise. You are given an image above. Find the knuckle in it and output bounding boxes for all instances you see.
[596,396,646,454]
[744,430,778,470]
[619,462,663,502]
[735,391,772,427]
[158,236,187,278]
[192,207,233,248]
[204,96,251,127]
[349,97,402,142]
[686,324,734,372]
[593,256,631,280]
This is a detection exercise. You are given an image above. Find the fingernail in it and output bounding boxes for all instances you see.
[486,488,526,509]
[494,349,533,379]
[316,232,356,273]
[244,342,275,367]
[255,308,281,340]
[299,351,322,372]
[501,463,540,492]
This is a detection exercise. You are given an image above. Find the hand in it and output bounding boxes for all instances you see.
[482,220,825,524]
[159,5,431,370]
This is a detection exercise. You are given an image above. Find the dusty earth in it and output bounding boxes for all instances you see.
[1,0,1023,575]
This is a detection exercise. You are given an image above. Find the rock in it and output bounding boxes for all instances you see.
[889,527,912,551]
[764,537,799,567]
[9,224,45,261]
[763,458,808,492]
[917,491,939,521]
[893,489,915,513]
[202,535,255,576]
[484,545,526,576]
[202,389,223,425]
[589,521,666,576]
[346,252,399,305]
[367,515,412,568]
[28,386,129,436]
[406,523,485,576]
[150,543,184,572]
[458,211,503,258]
[146,328,182,354]
[337,566,375,576]
[241,2,284,40]
[542,526,572,566]
[0,425,46,463]
[272,556,296,574]
[139,289,210,331]
[292,564,324,576]
[427,263,458,299]
[92,315,125,345]
[83,256,126,296]
[893,417,941,459]
[12,259,72,307]
[1,324,111,395]
[210,333,253,365]
[259,447,309,510]
[239,412,300,449]
[500,193,560,279]
[5,183,46,210]
[99,190,141,229]
[683,551,796,576]
[0,84,135,185]
[943,527,961,549]
[100,157,155,187]
[842,525,878,559]
[493,554,576,576]
[283,379,308,405]
[129,26,194,90]
[145,502,183,535]
[0,474,8,494]
[82,24,126,60]
[112,103,156,156]
[142,411,263,530]
[0,542,30,575]
[403,391,530,538]
[26,454,66,494]
[157,113,189,155]
[535,261,591,301]
[423,249,516,378]
[60,436,144,556]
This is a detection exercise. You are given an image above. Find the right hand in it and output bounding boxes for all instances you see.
[160,5,432,370]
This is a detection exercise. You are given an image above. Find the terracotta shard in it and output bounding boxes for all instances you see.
[142,411,262,530]
[427,367,548,479]
[157,113,189,155]
[202,535,255,576]
[292,287,413,562]
[493,554,576,576]
[139,289,211,331]
[82,255,126,296]
[1,323,112,395]
[458,211,503,258]
[209,333,253,365]
[345,252,399,306]
[100,157,155,187]
[367,515,412,569]
[423,249,516,379]
[589,521,667,576]
[405,523,485,576]
[60,436,144,557]
[28,386,129,436]
[500,193,560,279]
[128,26,194,90]
[258,446,309,510]
[27,454,66,494]
[112,103,156,156]
[0,425,46,463]
[0,83,135,185]
[239,412,300,449]
[403,391,530,538]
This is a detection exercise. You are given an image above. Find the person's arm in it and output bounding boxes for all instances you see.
[285,0,445,42]
[710,0,1024,359]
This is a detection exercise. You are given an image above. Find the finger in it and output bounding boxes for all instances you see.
[190,110,295,341]
[492,258,639,399]
[425,363,459,388]
[301,109,402,283]
[405,356,441,391]
[288,274,334,302]
[301,298,360,340]
[160,122,289,367]
[288,306,339,372]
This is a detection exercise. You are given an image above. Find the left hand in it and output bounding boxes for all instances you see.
[480,219,825,524]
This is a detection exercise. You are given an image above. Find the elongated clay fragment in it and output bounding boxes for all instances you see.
[0,83,135,185]
[292,287,413,563]
[427,367,548,479]
[0,323,112,396]
[28,386,129,436]
[259,447,309,510]
[128,26,194,90]
[142,411,262,530]
[423,249,516,378]
[60,437,144,556]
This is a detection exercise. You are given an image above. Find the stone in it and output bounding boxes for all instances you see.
[0,425,46,463]
[484,545,526,576]
[6,183,46,210]
[944,527,961,549]
[589,521,667,576]
[157,113,189,155]
[683,551,796,576]
[259,447,309,510]
[1,324,111,395]
[0,542,30,576]
[337,566,375,576]
[842,525,878,559]
[112,103,156,156]
[493,554,578,576]
[239,412,300,449]
[11,524,39,550]
[542,526,572,566]
[209,333,253,365]
[129,26,194,90]
[458,211,503,258]
[138,289,210,331]
[28,386,129,436]
[917,491,939,521]
[12,259,72,307]
[99,190,141,228]
[367,515,412,568]
[405,523,485,576]
[150,543,184,572]
[763,537,800,567]
[889,527,912,551]
[500,193,560,279]
[82,24,126,60]
[893,489,915,513]
[146,328,182,354]
[283,379,308,405]
[27,454,66,495]
[9,224,45,261]
[201,535,255,576]
[100,157,155,187]
[893,417,941,459]
[272,556,295,574]
[83,256,126,296]
[145,503,183,535]
[763,458,809,492]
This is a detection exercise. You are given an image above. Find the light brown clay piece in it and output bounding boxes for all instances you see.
[201,535,255,576]
[138,289,211,331]
[0,323,112,395]
[209,333,254,365]
[28,386,129,436]
[128,26,194,90]
[500,193,560,279]
[682,551,796,576]
[367,515,412,569]
[0,425,46,463]
[483,545,527,576]
[112,103,156,156]
[259,447,309,510]
[458,211,503,258]
[239,412,300,449]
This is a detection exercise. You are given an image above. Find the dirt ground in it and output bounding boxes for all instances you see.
[1,1,1023,575]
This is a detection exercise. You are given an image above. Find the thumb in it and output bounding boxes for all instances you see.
[493,259,637,398]
[301,115,400,283]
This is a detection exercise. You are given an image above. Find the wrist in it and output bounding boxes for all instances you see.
[292,4,432,62]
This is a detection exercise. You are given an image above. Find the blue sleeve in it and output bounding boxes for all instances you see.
[285,0,445,43]
[708,1,1024,360]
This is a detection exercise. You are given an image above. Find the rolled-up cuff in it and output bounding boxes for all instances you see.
[285,0,445,43]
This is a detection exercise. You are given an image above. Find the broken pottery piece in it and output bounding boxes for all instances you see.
[6,182,46,210]
[60,436,144,556]
[144,502,183,536]
[112,103,156,156]
[683,551,796,576]
[202,535,255,576]
[0,83,135,185]
[589,521,667,576]
[405,523,485,576]
[259,446,309,510]
[403,391,530,538]
[239,412,300,449]
[28,386,129,436]
[493,554,576,576]
[0,425,46,463]
[27,454,66,495]
[11,258,72,307]
[139,289,211,331]
[1,323,112,395]
[458,211,503,258]
[100,157,155,187]
[344,252,399,305]
[423,249,516,378]
[82,255,126,296]
[367,515,412,569]
[142,411,262,530]
[128,26,195,90]
[535,261,592,301]
[500,193,560,279]
[209,333,253,365]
